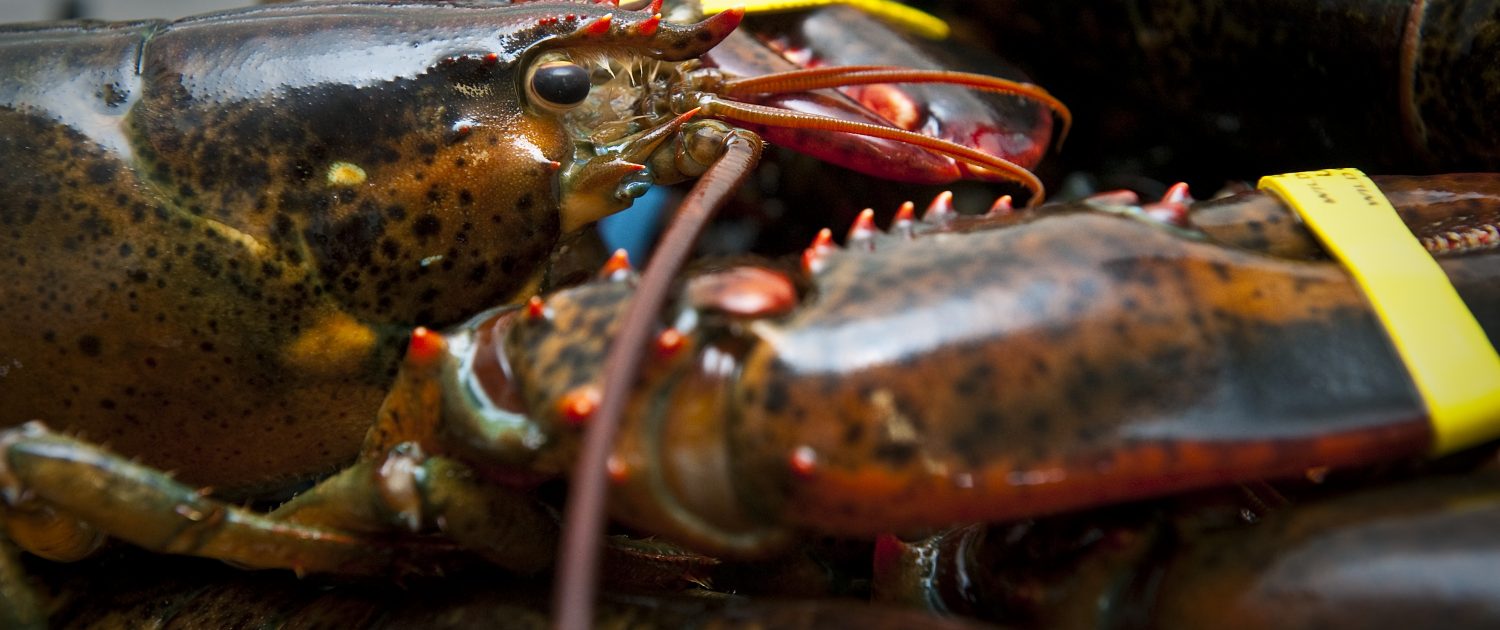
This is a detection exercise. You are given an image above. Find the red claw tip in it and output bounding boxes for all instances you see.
[1162,182,1192,205]
[789,446,818,479]
[655,328,686,358]
[987,195,1014,216]
[600,249,632,280]
[582,13,613,35]
[923,191,956,223]
[558,386,601,426]
[406,327,446,366]
[525,296,548,321]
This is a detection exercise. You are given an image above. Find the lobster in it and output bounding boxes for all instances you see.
[870,454,1500,628]
[7,169,1495,621]
[0,0,1070,625]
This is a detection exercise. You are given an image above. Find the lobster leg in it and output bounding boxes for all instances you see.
[0,422,477,576]
[269,447,558,574]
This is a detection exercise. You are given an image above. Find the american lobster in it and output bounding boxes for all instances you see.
[0,0,1069,625]
[5,169,1498,624]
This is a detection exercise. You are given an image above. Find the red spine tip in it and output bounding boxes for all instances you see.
[655,328,686,358]
[923,191,956,223]
[987,195,1014,216]
[636,14,661,36]
[558,386,600,426]
[892,201,916,224]
[406,327,445,365]
[525,296,547,321]
[802,228,836,274]
[789,446,818,479]
[600,249,632,279]
[811,227,835,251]
[582,13,613,35]
[1162,182,1192,205]
[847,208,878,246]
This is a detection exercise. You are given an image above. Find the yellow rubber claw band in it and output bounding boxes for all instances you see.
[700,0,951,39]
[1258,169,1500,455]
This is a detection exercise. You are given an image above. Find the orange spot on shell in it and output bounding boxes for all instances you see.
[558,386,600,426]
[655,328,686,358]
[607,456,630,484]
[789,446,818,479]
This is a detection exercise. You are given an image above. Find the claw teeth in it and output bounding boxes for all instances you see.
[922,191,956,223]
[847,209,878,250]
[600,249,633,281]
[986,195,1014,217]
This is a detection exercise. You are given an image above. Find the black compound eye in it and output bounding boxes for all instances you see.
[529,61,591,108]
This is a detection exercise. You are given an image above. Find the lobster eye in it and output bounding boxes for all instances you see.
[529,61,592,108]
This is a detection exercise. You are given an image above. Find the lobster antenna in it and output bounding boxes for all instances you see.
[702,98,1046,205]
[722,65,1073,148]
[551,131,765,630]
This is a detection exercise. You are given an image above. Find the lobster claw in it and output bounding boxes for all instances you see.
[700,8,1059,185]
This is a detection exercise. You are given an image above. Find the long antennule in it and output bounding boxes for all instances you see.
[721,65,1073,148]
[552,131,765,630]
[701,98,1046,204]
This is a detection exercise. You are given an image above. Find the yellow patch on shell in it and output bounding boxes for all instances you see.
[327,161,368,186]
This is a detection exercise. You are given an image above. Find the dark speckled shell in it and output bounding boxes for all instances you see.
[0,2,633,492]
